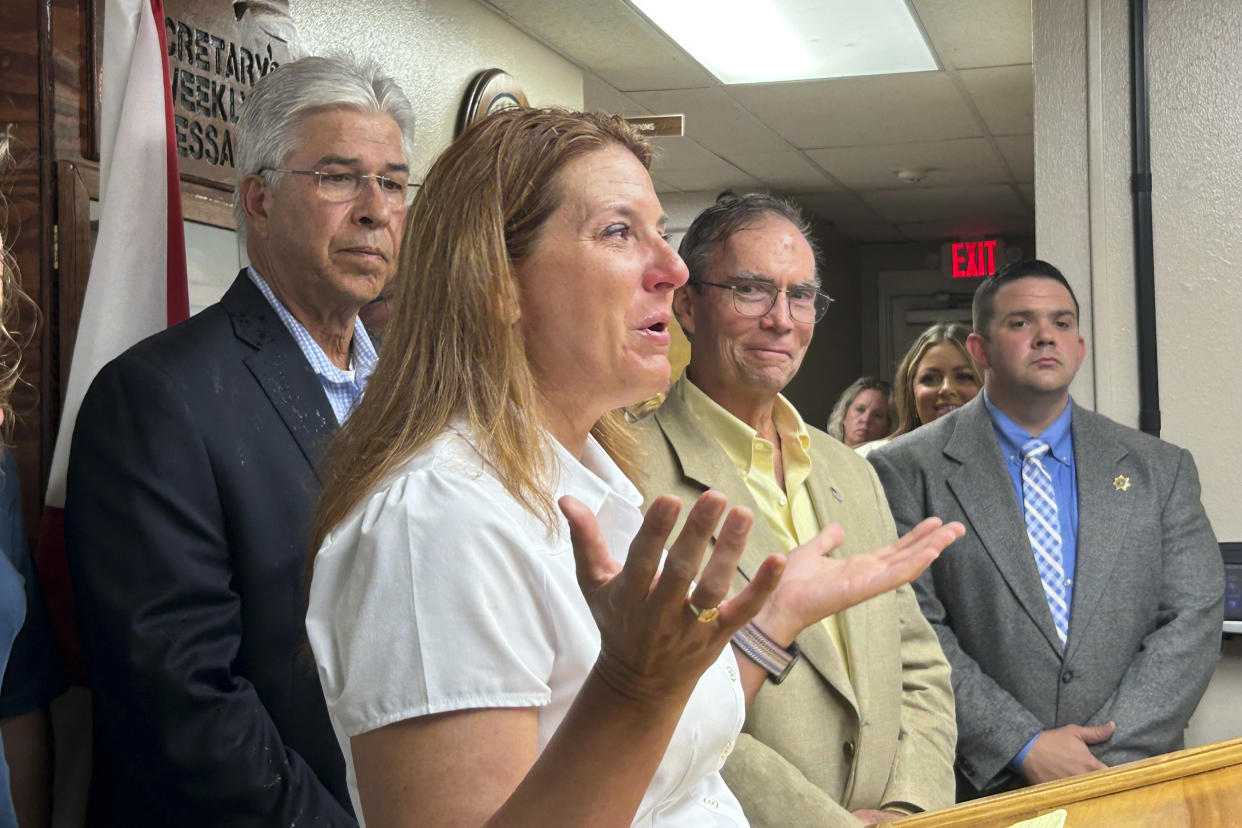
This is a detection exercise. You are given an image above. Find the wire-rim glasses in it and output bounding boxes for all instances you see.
[693,279,833,324]
[260,167,417,207]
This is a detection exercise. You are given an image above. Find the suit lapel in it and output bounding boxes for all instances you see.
[222,272,337,479]
[944,398,1064,655]
[804,468,862,712]
[655,390,858,711]
[654,392,784,577]
[1064,404,1132,661]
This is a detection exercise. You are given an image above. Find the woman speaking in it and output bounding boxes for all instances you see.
[305,109,962,827]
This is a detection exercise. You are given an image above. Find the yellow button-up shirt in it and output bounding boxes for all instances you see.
[676,378,850,671]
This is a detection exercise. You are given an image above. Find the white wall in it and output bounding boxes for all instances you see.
[1035,0,1242,539]
[295,0,584,179]
[1034,0,1242,750]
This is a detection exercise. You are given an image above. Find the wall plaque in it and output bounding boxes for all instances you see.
[623,115,684,138]
[457,69,529,137]
[162,0,300,188]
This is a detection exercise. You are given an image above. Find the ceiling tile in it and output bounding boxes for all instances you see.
[649,137,731,171]
[583,73,649,116]
[722,151,837,192]
[897,214,1034,240]
[830,221,910,243]
[650,173,683,193]
[482,0,715,91]
[958,65,1034,134]
[792,192,885,223]
[806,137,1009,190]
[995,133,1035,181]
[627,88,790,155]
[655,167,763,193]
[729,72,982,148]
[863,184,1028,223]
[913,0,1032,69]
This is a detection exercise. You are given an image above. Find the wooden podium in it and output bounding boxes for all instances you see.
[893,738,1242,827]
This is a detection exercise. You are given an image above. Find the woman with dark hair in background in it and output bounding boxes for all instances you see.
[826,376,892,448]
[304,108,961,827]
[856,322,982,458]
[0,125,64,828]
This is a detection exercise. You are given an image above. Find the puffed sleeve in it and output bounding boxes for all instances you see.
[307,463,572,737]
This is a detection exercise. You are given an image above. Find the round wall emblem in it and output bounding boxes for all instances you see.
[456,69,529,136]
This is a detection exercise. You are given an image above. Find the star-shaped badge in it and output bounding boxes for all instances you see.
[1113,474,1131,492]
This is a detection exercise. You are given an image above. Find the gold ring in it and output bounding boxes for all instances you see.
[689,603,720,623]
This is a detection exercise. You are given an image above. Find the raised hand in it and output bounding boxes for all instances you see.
[755,517,966,644]
[559,490,785,704]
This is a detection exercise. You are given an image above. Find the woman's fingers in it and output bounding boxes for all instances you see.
[561,495,618,596]
[616,496,682,604]
[718,553,785,631]
[651,491,727,608]
[688,505,752,613]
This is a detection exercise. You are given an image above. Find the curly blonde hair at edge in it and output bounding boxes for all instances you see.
[0,126,38,441]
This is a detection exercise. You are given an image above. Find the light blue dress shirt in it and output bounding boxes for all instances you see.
[247,268,377,423]
[982,391,1079,770]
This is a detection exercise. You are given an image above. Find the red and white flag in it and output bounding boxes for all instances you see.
[38,0,189,676]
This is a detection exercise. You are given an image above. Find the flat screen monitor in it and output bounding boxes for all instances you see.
[1223,543,1242,634]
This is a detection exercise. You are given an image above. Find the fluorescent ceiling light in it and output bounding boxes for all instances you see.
[628,0,937,84]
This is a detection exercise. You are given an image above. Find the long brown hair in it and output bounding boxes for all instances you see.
[310,109,653,556]
[890,322,981,438]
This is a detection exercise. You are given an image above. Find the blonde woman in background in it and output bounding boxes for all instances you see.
[0,124,63,828]
[826,376,892,448]
[856,322,982,458]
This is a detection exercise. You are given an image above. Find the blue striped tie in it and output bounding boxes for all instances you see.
[1022,438,1069,648]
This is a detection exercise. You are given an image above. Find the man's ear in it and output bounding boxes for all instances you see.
[672,286,695,341]
[238,174,273,240]
[965,331,991,371]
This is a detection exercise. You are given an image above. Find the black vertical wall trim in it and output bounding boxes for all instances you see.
[1131,0,1160,436]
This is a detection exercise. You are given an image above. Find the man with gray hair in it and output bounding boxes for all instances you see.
[64,55,414,826]
[635,194,956,826]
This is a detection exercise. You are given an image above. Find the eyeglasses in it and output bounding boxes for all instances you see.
[693,279,834,324]
[260,167,417,206]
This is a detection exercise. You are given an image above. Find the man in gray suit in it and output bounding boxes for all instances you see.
[871,259,1223,798]
[637,195,957,826]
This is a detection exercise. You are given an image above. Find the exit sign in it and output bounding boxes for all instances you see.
[942,240,1006,279]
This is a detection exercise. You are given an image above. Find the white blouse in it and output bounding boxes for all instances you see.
[306,423,748,826]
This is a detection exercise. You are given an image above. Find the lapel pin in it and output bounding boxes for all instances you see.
[1113,474,1131,492]
[831,487,843,502]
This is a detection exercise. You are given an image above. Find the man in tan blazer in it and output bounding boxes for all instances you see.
[635,195,956,826]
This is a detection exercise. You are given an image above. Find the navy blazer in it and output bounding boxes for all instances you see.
[65,273,355,826]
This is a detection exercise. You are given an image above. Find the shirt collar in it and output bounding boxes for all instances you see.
[247,266,377,385]
[674,375,811,476]
[982,389,1074,465]
[552,432,643,517]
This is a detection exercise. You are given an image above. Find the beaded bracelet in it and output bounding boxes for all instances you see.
[731,621,801,684]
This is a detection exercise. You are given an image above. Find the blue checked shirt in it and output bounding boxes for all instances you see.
[983,390,1079,770]
[247,268,378,424]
